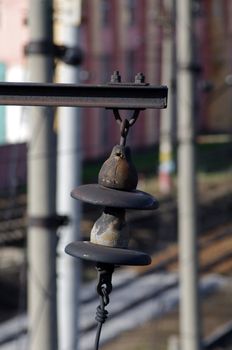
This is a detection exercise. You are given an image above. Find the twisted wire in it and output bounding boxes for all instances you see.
[94,287,110,350]
[95,296,109,324]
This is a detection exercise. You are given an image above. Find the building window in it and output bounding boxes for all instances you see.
[126,0,137,26]
[100,0,110,27]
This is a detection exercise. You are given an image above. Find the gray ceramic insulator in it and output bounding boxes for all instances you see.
[90,208,129,248]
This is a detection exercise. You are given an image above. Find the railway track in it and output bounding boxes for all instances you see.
[0,218,231,349]
[0,194,26,245]
[133,222,232,276]
[0,268,227,350]
[0,190,232,276]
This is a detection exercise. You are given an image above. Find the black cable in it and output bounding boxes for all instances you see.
[94,291,109,350]
[95,322,103,350]
[94,264,114,350]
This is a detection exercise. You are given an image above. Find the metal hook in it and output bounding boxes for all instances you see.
[112,108,141,146]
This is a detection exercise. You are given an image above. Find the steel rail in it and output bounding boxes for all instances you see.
[0,82,168,109]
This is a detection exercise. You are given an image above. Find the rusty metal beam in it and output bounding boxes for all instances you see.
[0,82,168,109]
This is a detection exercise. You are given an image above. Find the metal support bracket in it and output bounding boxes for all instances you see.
[28,215,69,229]
[25,41,83,65]
[0,82,168,109]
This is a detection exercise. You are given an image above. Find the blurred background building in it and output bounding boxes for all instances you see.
[0,0,231,156]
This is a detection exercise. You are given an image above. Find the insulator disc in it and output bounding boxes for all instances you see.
[71,184,159,210]
[65,241,151,266]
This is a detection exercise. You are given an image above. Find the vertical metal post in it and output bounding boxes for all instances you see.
[27,1,57,349]
[176,1,201,350]
[159,0,176,194]
[56,1,82,349]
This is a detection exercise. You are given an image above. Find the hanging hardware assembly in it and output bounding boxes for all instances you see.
[65,72,168,350]
[0,71,168,350]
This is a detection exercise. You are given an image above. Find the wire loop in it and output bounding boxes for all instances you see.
[95,286,109,324]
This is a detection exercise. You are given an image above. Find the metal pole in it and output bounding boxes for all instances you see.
[176,1,201,350]
[159,0,176,194]
[56,1,82,349]
[27,1,57,349]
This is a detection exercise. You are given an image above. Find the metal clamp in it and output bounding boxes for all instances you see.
[28,214,69,229]
[25,41,83,65]
[96,263,114,300]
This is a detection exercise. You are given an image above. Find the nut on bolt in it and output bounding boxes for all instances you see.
[135,72,145,84]
[110,71,121,83]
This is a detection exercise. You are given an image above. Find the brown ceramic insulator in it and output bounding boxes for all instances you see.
[98,145,138,191]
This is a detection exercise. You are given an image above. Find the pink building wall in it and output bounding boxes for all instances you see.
[0,0,28,67]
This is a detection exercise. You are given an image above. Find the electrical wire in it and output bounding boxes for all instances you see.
[94,292,109,350]
[94,264,113,350]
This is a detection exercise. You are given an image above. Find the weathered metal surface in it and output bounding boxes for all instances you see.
[113,109,140,146]
[98,145,138,191]
[71,184,159,210]
[0,82,168,109]
[65,241,151,265]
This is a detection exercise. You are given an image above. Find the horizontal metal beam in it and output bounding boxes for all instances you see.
[0,82,168,109]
